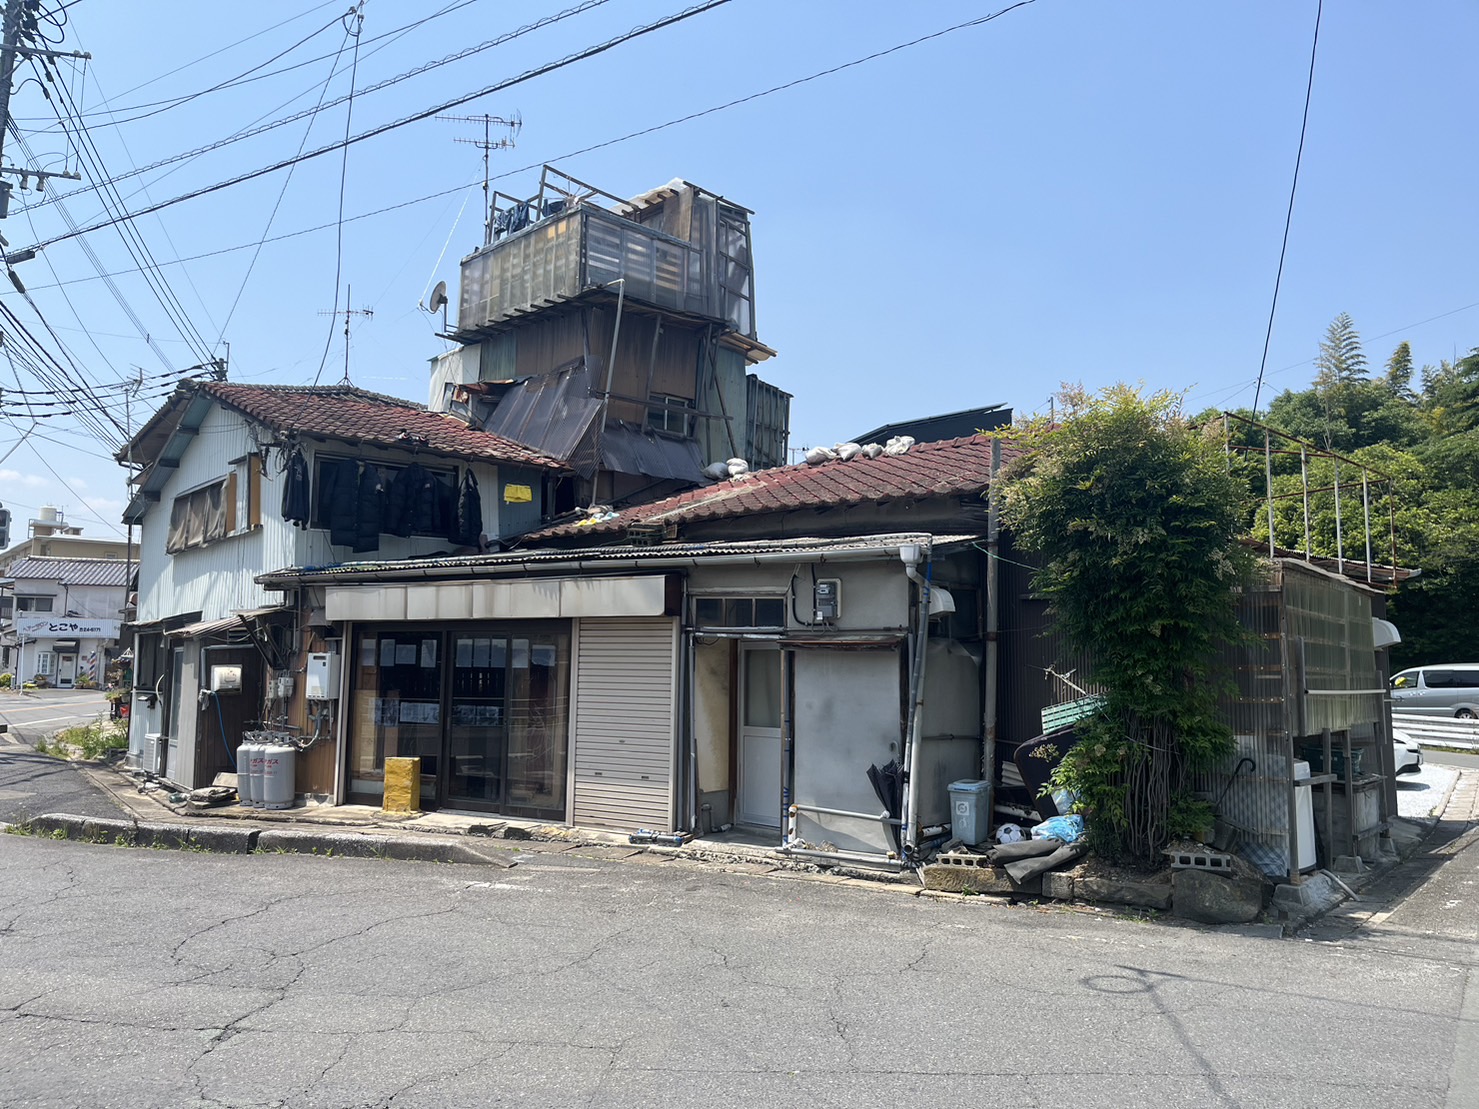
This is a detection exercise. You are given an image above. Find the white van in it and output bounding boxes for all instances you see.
[1389,665,1479,719]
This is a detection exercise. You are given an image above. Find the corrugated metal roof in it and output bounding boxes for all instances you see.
[5,557,130,587]
[259,532,982,584]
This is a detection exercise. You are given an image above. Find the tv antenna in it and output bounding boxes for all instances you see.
[438,112,520,241]
[318,284,372,385]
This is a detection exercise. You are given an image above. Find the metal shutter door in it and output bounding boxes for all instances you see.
[572,617,678,832]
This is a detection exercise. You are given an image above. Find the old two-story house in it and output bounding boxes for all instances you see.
[117,379,566,793]
[429,165,791,510]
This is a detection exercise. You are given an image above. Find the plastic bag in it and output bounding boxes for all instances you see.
[805,446,838,466]
[703,462,730,481]
[834,442,862,462]
[883,435,916,456]
[1030,814,1084,843]
[726,457,750,477]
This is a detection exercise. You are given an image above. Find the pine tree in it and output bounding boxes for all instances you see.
[1384,340,1415,399]
[1314,313,1369,390]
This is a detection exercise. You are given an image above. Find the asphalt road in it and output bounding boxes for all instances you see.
[0,691,124,824]
[2,831,1476,1108]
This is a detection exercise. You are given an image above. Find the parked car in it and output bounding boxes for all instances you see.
[1389,665,1479,719]
[1392,730,1423,776]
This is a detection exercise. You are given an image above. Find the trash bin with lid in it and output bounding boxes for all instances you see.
[948,780,993,846]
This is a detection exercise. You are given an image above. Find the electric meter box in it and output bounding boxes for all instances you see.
[210,665,243,693]
[305,652,341,700]
[813,578,841,621]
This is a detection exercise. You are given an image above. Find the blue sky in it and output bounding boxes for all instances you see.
[1,0,1474,541]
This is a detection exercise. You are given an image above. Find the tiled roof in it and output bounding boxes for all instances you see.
[528,435,1008,540]
[6,557,130,587]
[190,382,565,470]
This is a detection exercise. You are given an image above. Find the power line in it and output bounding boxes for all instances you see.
[216,15,358,345]
[18,0,616,219]
[21,2,1043,299]
[1251,0,1321,416]
[18,0,725,253]
[312,4,365,387]
[71,0,480,127]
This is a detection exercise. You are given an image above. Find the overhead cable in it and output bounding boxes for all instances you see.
[17,0,729,252]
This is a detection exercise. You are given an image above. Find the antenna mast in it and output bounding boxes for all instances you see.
[317,285,372,385]
[438,112,520,243]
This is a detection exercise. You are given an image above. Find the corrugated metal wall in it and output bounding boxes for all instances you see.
[571,617,678,832]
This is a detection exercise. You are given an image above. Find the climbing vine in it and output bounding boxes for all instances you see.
[998,386,1252,864]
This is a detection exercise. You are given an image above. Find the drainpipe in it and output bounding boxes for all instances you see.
[898,539,934,862]
[588,278,626,510]
[983,438,1001,789]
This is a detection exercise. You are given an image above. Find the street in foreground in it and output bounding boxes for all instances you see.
[2,825,1476,1109]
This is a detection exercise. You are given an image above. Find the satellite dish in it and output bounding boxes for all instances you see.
[428,281,448,314]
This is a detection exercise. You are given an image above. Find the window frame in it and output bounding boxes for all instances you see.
[16,595,56,613]
[646,393,695,439]
[309,453,459,539]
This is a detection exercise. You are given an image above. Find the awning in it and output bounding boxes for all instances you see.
[51,640,79,651]
[164,606,291,640]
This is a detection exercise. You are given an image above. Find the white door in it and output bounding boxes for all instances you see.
[57,655,77,687]
[737,647,783,828]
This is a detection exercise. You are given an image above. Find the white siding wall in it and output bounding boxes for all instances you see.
[136,407,273,622]
[136,402,506,622]
[571,617,679,832]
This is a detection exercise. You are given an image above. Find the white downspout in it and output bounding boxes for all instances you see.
[983,437,1001,787]
[899,539,933,862]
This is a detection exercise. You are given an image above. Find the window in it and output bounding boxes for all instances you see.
[233,455,263,531]
[310,455,457,538]
[647,394,694,438]
[35,651,53,676]
[693,596,785,628]
[166,476,232,553]
[16,595,55,613]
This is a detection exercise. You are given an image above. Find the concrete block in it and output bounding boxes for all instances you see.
[188,826,260,854]
[134,823,195,850]
[922,863,1038,896]
[1173,868,1265,924]
[1042,873,1076,901]
[1333,855,1368,875]
[1270,870,1346,922]
[381,757,421,814]
[257,829,382,858]
[80,817,138,845]
[1078,875,1172,911]
[28,813,83,839]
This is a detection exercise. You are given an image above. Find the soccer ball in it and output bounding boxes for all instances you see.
[996,823,1024,845]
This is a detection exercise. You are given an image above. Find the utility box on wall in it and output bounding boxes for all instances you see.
[210,665,243,693]
[305,652,341,700]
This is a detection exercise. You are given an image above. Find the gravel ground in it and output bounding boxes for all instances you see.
[1395,760,1458,819]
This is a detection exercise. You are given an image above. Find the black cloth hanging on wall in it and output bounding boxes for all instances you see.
[454,470,482,548]
[280,448,311,528]
[386,461,440,538]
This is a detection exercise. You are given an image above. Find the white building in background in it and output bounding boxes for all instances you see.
[0,557,128,687]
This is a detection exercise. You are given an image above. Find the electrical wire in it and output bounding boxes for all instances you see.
[312,4,365,388]
[1251,0,1322,416]
[20,0,1033,277]
[18,0,727,252]
[18,0,616,218]
[44,69,219,365]
[216,16,358,345]
[76,0,486,127]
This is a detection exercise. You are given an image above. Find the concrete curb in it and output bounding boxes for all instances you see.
[16,813,518,867]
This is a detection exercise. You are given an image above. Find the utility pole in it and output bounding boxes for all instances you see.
[318,286,372,386]
[438,113,520,244]
[0,0,84,222]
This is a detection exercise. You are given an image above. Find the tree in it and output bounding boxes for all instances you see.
[1309,313,1372,451]
[1384,341,1415,400]
[999,386,1252,864]
[1314,312,1369,390]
